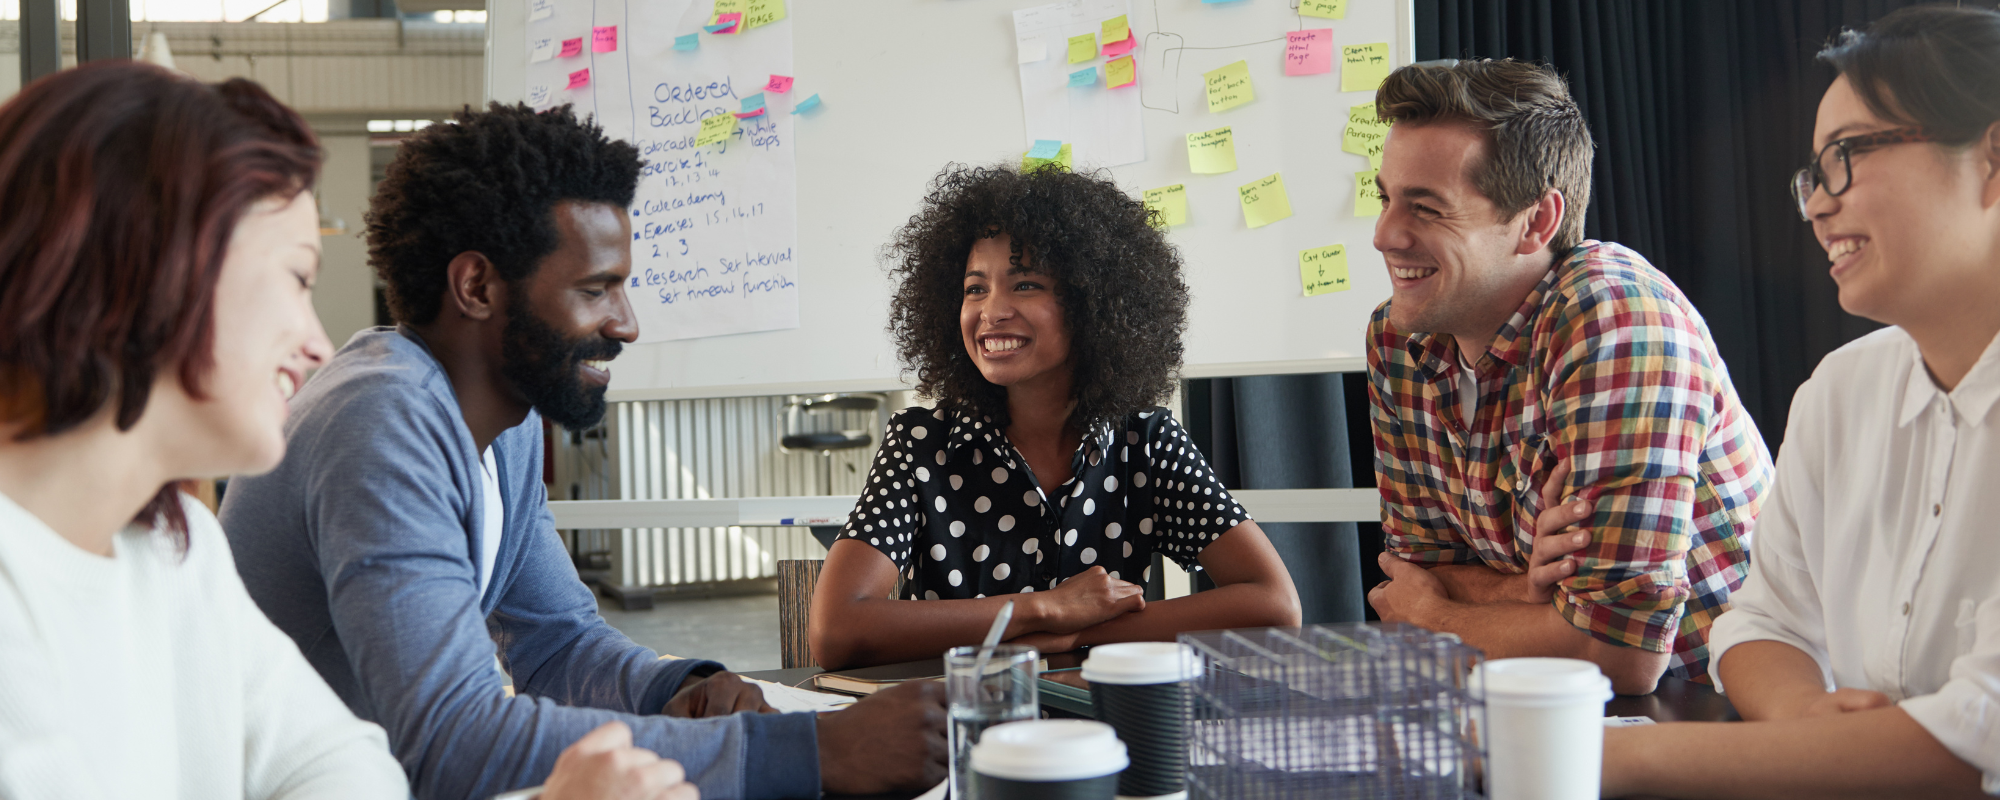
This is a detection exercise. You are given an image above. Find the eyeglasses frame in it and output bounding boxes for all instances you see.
[1791,126,1936,220]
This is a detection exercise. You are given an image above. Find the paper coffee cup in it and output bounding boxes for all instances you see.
[1473,658,1613,800]
[971,719,1128,800]
[1082,642,1200,800]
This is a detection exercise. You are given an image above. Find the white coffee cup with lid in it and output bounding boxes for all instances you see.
[1474,657,1614,800]
[970,719,1128,800]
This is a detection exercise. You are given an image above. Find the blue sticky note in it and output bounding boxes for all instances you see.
[741,93,767,113]
[1027,139,1063,159]
[674,33,699,50]
[1069,67,1097,87]
[702,20,733,33]
[791,93,822,114]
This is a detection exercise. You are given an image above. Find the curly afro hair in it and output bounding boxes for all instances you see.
[885,163,1189,430]
[367,102,640,325]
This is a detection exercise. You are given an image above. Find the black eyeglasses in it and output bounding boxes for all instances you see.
[1791,127,1935,220]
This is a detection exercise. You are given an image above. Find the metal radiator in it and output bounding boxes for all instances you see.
[550,393,910,589]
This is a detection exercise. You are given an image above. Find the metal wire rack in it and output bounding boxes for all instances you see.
[1179,623,1487,800]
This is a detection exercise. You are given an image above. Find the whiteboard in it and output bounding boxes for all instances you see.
[487,0,1412,401]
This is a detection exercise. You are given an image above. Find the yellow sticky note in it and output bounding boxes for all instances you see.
[696,113,737,147]
[1101,14,1129,44]
[1355,170,1382,217]
[1068,33,1097,64]
[742,0,785,30]
[1342,43,1392,92]
[1299,244,1351,296]
[1022,142,1073,172]
[1343,103,1389,168]
[1186,126,1237,174]
[1204,60,1255,113]
[1300,0,1347,19]
[1106,55,1137,88]
[1238,173,1293,229]
[1143,184,1188,227]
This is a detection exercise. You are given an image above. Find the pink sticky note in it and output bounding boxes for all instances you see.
[711,11,741,33]
[733,108,767,119]
[1103,36,1137,58]
[567,68,590,89]
[1285,29,1333,76]
[592,25,618,53]
[766,74,794,93]
[559,38,583,58]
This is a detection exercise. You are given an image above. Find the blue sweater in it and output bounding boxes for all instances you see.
[220,327,819,800]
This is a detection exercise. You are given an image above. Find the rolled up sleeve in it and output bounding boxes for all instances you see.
[1541,285,1717,653]
[1900,597,2000,794]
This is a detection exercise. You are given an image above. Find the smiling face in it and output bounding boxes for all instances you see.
[498,200,638,430]
[1806,76,1998,326]
[163,191,334,476]
[1372,122,1548,340]
[960,234,1072,393]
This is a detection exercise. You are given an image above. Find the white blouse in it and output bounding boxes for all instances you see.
[1710,326,2000,791]
[0,490,407,799]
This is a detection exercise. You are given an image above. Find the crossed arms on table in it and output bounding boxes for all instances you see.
[1366,459,1672,695]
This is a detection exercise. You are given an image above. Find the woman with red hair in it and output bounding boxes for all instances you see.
[0,63,691,800]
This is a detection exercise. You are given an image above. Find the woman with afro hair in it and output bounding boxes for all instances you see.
[808,164,1301,669]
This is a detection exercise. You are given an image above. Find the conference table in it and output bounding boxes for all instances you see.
[740,660,1739,800]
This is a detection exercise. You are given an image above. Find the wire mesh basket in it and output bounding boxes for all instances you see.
[1179,623,1486,800]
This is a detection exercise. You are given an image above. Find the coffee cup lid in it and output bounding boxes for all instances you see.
[1081,642,1202,685]
[970,719,1129,782]
[1473,658,1613,703]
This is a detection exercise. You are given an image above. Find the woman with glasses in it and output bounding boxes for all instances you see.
[1597,6,2000,797]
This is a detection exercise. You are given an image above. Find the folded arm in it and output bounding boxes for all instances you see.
[1603,709,1984,799]
[809,538,1146,669]
[1022,521,1301,651]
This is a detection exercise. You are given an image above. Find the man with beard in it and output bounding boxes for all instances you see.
[219,104,945,800]
[1358,60,1772,696]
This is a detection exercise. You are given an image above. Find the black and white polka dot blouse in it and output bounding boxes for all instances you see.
[838,405,1253,600]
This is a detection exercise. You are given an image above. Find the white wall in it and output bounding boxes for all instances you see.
[314,133,377,350]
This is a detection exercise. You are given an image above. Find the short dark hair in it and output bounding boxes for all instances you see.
[885,164,1188,429]
[0,62,320,543]
[1820,5,2000,147]
[1376,59,1594,254]
[367,103,640,324]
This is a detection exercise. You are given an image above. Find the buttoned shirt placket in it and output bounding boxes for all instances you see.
[1877,382,1963,699]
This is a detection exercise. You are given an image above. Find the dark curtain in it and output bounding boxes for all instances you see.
[1416,0,1922,451]
[1183,375,1367,624]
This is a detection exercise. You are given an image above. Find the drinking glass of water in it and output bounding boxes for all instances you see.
[945,644,1039,800]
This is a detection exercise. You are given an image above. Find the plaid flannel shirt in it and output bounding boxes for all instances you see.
[1366,241,1771,682]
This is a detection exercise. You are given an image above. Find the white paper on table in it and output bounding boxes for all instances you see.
[522,0,801,343]
[747,678,858,713]
[1012,0,1146,168]
[910,779,947,800]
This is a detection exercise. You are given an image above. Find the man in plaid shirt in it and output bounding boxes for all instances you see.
[1361,60,1771,694]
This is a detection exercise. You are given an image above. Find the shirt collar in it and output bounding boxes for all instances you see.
[1899,327,2000,427]
[941,408,1116,460]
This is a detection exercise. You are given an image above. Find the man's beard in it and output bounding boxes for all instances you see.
[500,304,622,431]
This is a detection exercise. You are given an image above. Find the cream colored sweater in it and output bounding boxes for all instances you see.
[0,490,407,799]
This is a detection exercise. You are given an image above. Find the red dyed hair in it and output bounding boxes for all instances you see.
[0,62,321,544]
